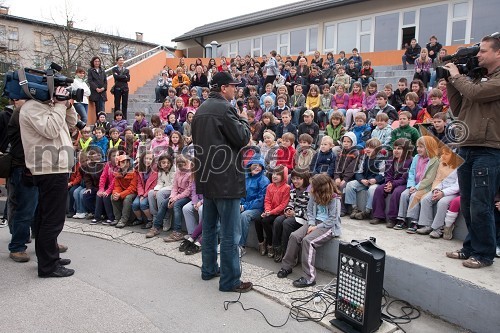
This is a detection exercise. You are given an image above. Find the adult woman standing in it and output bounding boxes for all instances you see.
[88,56,107,118]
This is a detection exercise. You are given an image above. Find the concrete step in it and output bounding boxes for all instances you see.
[244,210,498,333]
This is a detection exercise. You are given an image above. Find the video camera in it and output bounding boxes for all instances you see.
[435,44,481,81]
[2,62,84,103]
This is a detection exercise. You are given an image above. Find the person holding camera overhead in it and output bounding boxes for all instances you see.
[19,86,78,278]
[88,56,107,118]
[444,33,500,269]
[112,56,131,119]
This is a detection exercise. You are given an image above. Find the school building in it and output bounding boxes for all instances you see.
[173,0,497,59]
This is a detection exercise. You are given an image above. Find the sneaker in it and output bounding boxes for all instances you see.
[115,221,126,228]
[0,218,8,227]
[349,208,361,219]
[354,210,371,220]
[72,213,86,219]
[89,219,99,225]
[101,220,112,226]
[163,231,184,242]
[443,224,455,240]
[277,268,292,278]
[179,239,192,252]
[267,245,274,258]
[273,247,283,262]
[496,246,500,258]
[162,217,171,231]
[232,281,253,293]
[39,266,75,278]
[9,252,30,262]
[131,219,143,226]
[146,227,161,238]
[185,243,201,255]
[142,221,153,229]
[110,220,118,226]
[386,219,397,228]
[406,222,418,234]
[416,226,433,235]
[293,277,316,288]
[393,220,406,230]
[369,218,385,225]
[429,229,443,238]
[462,257,492,269]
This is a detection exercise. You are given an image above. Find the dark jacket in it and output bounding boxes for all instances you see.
[112,66,130,90]
[345,66,359,81]
[0,105,13,153]
[391,88,409,111]
[404,43,422,62]
[275,122,297,140]
[191,73,208,88]
[310,149,336,178]
[87,67,108,102]
[6,107,25,167]
[192,92,251,199]
[383,158,412,189]
[425,42,442,61]
[354,154,385,184]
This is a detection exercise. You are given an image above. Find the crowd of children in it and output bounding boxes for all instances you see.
[66,51,475,287]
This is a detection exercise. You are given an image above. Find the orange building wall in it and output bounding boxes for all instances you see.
[87,50,168,123]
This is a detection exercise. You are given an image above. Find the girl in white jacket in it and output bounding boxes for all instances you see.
[71,67,91,123]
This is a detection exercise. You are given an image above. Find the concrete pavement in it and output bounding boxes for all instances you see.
[0,220,468,332]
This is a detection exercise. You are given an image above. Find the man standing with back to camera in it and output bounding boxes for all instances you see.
[192,72,253,292]
[20,86,78,277]
[444,33,500,268]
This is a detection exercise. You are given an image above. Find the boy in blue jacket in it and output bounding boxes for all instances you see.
[344,138,385,220]
[350,112,372,149]
[310,136,336,178]
[239,155,270,255]
[90,127,108,160]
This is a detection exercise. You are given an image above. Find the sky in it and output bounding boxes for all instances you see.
[6,0,303,46]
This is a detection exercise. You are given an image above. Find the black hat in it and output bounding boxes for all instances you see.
[210,72,241,87]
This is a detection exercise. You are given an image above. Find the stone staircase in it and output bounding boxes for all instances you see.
[126,77,163,120]
[373,64,415,91]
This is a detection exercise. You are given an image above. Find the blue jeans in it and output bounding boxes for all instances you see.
[152,191,172,229]
[132,196,150,212]
[239,209,262,246]
[172,197,191,232]
[73,186,86,213]
[202,198,241,291]
[458,147,500,264]
[7,167,38,253]
[73,103,88,124]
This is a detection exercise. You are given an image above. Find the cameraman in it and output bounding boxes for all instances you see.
[444,34,500,269]
[19,86,78,277]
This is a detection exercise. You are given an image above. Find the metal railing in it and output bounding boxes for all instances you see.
[104,45,166,76]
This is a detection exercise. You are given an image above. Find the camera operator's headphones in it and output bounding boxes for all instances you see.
[17,68,55,104]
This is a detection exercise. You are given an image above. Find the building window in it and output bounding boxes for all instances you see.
[252,38,261,57]
[278,33,288,56]
[450,1,470,44]
[324,24,335,51]
[100,43,111,55]
[418,5,447,47]
[290,29,306,55]
[308,27,318,53]
[0,25,6,47]
[471,0,497,43]
[403,11,416,25]
[262,34,277,55]
[7,27,18,40]
[374,13,399,51]
[359,18,372,53]
[238,39,251,57]
[123,46,136,59]
[337,21,357,53]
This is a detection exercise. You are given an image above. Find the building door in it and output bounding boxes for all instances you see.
[401,27,416,49]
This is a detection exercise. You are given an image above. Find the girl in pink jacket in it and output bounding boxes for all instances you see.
[345,82,365,128]
[94,148,119,224]
[132,151,158,229]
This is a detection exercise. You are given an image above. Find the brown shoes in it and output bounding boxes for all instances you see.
[233,281,253,293]
[10,252,30,262]
[146,227,160,238]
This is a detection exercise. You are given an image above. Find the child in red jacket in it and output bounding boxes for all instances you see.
[276,132,296,172]
[255,165,290,259]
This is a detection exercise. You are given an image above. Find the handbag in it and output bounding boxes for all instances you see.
[0,152,13,178]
